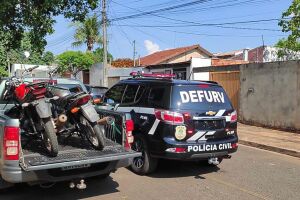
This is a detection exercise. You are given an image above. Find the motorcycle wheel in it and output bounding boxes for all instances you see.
[81,116,105,150]
[42,117,59,157]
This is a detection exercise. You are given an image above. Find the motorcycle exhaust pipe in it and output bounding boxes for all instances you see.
[98,116,115,125]
[55,114,68,131]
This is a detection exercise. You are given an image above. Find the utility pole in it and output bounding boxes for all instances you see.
[133,40,136,67]
[102,0,108,87]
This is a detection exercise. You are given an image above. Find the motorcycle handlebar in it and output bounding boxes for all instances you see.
[27,65,39,72]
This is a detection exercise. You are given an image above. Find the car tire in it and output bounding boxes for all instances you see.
[130,135,158,175]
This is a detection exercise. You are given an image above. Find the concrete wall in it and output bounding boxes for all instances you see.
[89,63,104,86]
[191,58,211,81]
[239,60,300,130]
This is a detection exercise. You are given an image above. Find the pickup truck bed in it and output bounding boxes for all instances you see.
[21,135,134,171]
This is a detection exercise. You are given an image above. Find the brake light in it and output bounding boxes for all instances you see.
[232,143,238,149]
[198,84,209,88]
[77,95,91,106]
[3,127,19,160]
[125,119,134,150]
[155,110,184,124]
[230,110,237,123]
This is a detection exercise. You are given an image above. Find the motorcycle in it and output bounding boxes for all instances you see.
[4,66,59,156]
[48,69,105,150]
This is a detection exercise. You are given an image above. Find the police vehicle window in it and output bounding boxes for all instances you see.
[122,85,139,104]
[148,86,170,109]
[104,85,126,105]
[171,85,233,110]
[134,85,145,102]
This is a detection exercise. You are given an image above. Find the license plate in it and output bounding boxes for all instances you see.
[81,104,100,122]
[187,143,233,153]
[62,164,91,171]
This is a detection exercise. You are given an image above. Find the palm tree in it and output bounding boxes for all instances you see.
[71,15,102,52]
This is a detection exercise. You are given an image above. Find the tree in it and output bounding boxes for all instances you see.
[93,47,113,63]
[111,58,134,68]
[57,51,94,77]
[0,0,98,52]
[71,14,102,51]
[276,0,300,57]
[0,32,56,68]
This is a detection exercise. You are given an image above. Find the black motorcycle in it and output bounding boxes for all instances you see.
[48,75,105,150]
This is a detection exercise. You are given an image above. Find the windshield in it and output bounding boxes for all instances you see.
[91,87,107,94]
[171,84,233,110]
[57,84,84,93]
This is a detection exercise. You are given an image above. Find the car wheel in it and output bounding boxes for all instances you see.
[130,136,158,175]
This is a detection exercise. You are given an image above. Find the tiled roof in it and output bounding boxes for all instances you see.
[140,44,212,66]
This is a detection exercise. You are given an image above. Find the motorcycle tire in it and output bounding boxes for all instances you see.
[81,117,105,150]
[42,117,59,157]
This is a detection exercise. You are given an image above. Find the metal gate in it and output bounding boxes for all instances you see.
[210,71,240,111]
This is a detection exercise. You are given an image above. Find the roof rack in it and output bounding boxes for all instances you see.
[130,71,175,79]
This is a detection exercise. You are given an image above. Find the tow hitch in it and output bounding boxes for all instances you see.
[69,179,87,190]
[208,157,220,165]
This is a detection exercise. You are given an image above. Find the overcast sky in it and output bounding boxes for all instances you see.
[45,0,292,59]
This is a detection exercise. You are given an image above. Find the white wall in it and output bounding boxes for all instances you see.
[190,58,211,81]
[11,64,56,78]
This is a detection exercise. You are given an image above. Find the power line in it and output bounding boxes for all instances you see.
[110,0,214,21]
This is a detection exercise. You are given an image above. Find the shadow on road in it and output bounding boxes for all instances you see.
[0,176,119,200]
[149,159,220,179]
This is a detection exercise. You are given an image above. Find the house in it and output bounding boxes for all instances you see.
[215,46,300,63]
[140,44,213,66]
[139,44,213,79]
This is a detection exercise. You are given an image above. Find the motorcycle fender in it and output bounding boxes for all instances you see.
[35,99,52,118]
[80,103,100,123]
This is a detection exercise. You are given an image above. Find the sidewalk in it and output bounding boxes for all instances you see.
[238,123,300,158]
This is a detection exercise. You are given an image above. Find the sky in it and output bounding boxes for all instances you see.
[45,0,293,59]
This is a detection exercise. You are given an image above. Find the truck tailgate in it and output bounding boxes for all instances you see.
[21,136,140,171]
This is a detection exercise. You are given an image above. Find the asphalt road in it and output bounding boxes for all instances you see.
[1,145,300,200]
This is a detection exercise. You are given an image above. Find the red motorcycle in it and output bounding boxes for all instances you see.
[4,66,59,156]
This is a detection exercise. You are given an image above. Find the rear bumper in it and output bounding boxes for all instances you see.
[151,136,238,161]
[1,157,133,184]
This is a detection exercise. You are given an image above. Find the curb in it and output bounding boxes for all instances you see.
[239,140,300,158]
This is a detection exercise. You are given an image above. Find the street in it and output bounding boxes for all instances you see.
[1,145,299,200]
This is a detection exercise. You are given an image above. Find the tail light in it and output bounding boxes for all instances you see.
[3,127,20,160]
[76,95,91,106]
[124,119,134,149]
[155,109,184,124]
[165,147,186,153]
[229,110,237,123]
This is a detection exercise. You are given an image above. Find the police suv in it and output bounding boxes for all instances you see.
[102,72,238,175]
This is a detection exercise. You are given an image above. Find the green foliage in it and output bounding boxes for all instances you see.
[0,0,98,52]
[71,14,102,51]
[0,32,55,73]
[93,48,113,63]
[57,51,94,76]
[277,0,300,57]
